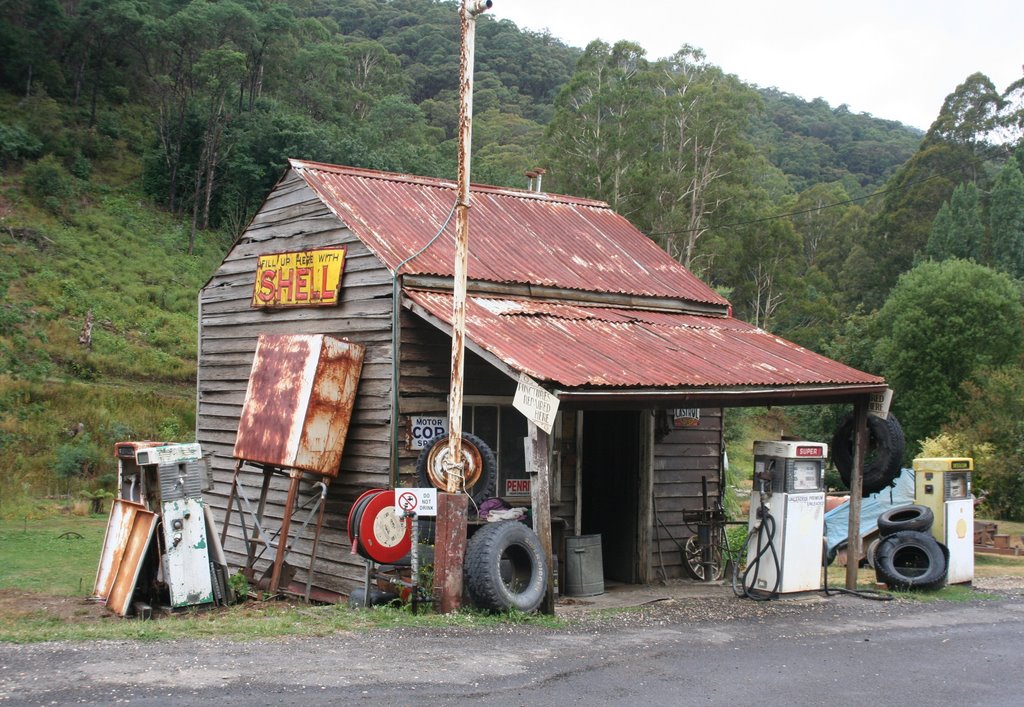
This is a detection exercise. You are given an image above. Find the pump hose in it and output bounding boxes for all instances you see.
[820,545,894,602]
[736,503,781,601]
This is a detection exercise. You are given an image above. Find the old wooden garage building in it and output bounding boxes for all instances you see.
[197,160,886,600]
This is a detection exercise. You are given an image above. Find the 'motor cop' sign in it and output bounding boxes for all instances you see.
[251,247,347,308]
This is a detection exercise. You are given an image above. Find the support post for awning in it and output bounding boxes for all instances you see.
[845,397,869,589]
[528,422,555,614]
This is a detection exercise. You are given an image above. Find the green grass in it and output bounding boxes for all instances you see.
[1,156,227,506]
[0,602,566,644]
[884,584,998,603]
[0,514,564,643]
[0,515,108,594]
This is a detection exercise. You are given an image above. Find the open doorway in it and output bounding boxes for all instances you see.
[581,410,642,584]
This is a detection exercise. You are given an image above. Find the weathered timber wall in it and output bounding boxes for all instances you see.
[651,409,724,579]
[198,172,394,596]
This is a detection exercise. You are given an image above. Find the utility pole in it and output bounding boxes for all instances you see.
[436,0,491,614]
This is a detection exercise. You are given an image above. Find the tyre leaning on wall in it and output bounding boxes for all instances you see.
[464,520,549,613]
[416,433,498,507]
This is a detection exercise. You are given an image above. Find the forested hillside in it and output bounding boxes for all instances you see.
[2,0,1023,517]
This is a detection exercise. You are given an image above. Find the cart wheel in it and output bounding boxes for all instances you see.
[683,535,725,581]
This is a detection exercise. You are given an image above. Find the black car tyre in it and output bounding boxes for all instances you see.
[464,520,548,613]
[877,504,934,537]
[874,530,948,591]
[831,413,906,495]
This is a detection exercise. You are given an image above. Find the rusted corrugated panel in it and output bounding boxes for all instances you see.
[289,160,728,308]
[233,334,365,475]
[405,290,884,390]
[94,499,158,617]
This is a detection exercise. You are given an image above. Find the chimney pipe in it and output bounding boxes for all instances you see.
[525,170,537,191]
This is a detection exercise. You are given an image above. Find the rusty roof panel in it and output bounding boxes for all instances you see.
[405,290,884,390]
[234,334,365,476]
[289,160,728,308]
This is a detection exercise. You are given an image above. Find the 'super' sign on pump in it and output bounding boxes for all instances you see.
[251,247,347,308]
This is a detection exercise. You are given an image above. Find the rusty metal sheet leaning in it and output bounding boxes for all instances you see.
[233,333,365,476]
[93,499,158,617]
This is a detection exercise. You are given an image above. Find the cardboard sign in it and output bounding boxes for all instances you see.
[869,388,894,419]
[251,247,346,307]
[513,374,559,434]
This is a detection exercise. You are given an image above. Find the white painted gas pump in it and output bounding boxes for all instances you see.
[914,457,974,584]
[744,440,827,595]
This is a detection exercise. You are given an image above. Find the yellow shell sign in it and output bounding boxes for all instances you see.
[251,247,347,308]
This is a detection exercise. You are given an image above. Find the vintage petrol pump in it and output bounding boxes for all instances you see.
[744,440,828,595]
[914,457,974,584]
[110,441,215,608]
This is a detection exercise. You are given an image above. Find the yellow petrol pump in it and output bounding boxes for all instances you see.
[913,457,974,584]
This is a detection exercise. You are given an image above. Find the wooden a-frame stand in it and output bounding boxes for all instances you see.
[220,459,330,600]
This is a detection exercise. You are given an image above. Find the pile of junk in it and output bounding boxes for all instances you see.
[90,441,234,618]
[824,414,975,590]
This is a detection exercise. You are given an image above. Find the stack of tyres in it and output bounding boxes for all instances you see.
[872,504,948,590]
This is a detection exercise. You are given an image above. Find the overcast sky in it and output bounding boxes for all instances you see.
[491,0,1023,131]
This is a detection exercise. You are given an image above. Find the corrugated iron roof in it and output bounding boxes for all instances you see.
[289,160,728,307]
[405,290,885,391]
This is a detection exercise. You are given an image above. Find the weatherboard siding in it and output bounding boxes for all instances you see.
[198,173,394,595]
[651,410,725,579]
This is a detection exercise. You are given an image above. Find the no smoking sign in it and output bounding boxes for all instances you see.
[394,488,437,517]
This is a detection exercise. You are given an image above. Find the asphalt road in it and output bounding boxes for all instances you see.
[2,591,1022,706]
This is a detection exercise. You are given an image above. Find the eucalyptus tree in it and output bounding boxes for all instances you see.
[544,40,656,216]
[0,0,67,96]
[646,46,761,268]
[62,0,148,120]
[924,72,1001,146]
[850,140,980,310]
[853,73,998,309]
[926,182,985,262]
[141,0,257,213]
[989,158,1024,278]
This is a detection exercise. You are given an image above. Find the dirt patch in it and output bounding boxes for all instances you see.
[0,589,114,623]
[973,575,1024,593]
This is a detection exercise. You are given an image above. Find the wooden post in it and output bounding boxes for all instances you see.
[434,491,469,613]
[845,398,869,590]
[437,0,490,614]
[528,422,555,614]
[447,0,489,481]
[270,469,302,593]
[574,412,583,537]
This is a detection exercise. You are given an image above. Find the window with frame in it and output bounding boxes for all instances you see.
[462,398,561,501]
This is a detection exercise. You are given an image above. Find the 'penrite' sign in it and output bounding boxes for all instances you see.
[251,247,347,308]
